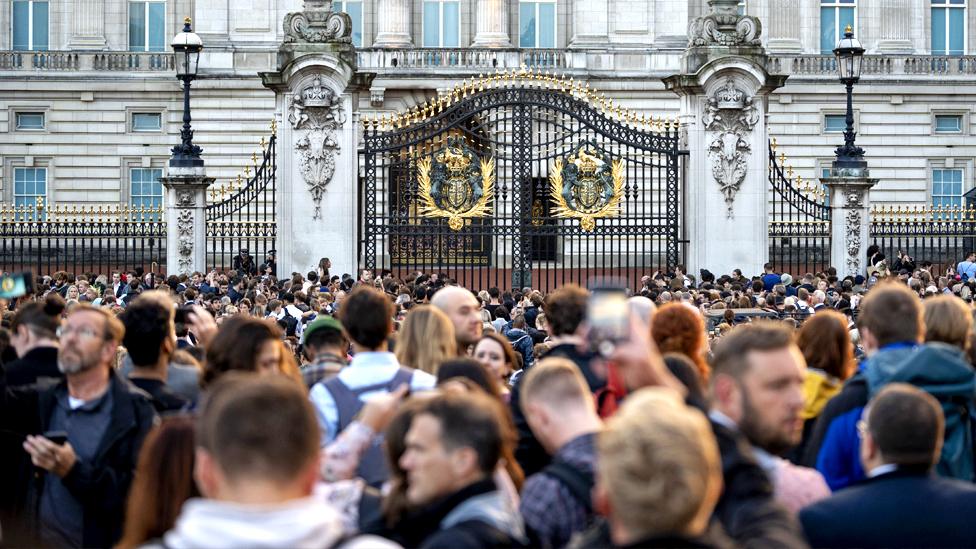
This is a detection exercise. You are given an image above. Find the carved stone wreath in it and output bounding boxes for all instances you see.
[688,11,762,47]
[176,210,195,274]
[702,78,760,218]
[283,1,352,44]
[288,77,346,220]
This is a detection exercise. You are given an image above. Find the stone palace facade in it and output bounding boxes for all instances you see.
[1,0,975,216]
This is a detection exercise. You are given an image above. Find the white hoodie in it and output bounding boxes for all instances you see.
[157,497,344,549]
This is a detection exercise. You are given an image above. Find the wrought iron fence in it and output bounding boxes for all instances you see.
[868,205,976,275]
[767,140,831,276]
[205,126,277,272]
[0,200,166,277]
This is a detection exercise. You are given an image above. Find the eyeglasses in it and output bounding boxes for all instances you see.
[856,419,869,439]
[57,326,103,340]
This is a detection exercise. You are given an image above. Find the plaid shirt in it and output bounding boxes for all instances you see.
[519,433,597,548]
[302,353,347,389]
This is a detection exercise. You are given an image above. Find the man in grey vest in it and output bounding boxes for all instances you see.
[309,287,435,486]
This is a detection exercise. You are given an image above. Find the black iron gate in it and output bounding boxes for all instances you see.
[359,71,684,292]
[767,139,831,276]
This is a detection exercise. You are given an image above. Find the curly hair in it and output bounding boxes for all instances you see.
[651,303,710,382]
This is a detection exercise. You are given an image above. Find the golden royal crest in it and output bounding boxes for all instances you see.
[549,142,624,231]
[417,137,495,231]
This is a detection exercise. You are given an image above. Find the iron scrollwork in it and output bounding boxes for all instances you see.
[549,141,624,232]
[416,137,495,231]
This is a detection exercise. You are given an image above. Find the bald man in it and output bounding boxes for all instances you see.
[431,286,483,355]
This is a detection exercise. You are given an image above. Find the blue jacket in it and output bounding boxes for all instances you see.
[803,343,976,490]
[762,273,781,292]
[504,327,534,370]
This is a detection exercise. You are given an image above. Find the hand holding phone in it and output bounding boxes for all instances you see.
[587,284,630,357]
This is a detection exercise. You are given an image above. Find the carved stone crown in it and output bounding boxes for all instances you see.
[438,147,471,173]
[302,80,333,107]
[715,79,745,109]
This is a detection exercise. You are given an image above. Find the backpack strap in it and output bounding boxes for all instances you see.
[323,368,416,432]
[542,460,594,513]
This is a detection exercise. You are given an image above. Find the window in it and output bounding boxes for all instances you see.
[738,1,746,16]
[129,1,166,52]
[131,112,162,132]
[332,1,363,47]
[15,111,45,130]
[12,1,49,51]
[824,114,847,133]
[935,114,963,133]
[820,0,856,53]
[423,0,460,48]
[130,168,164,220]
[520,1,556,48]
[932,0,966,55]
[13,167,46,220]
[932,168,965,216]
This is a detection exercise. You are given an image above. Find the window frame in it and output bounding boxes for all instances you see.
[930,110,969,136]
[822,109,858,135]
[930,0,967,55]
[422,0,461,48]
[820,0,857,54]
[519,0,558,49]
[128,0,167,53]
[14,111,46,131]
[9,106,50,134]
[931,165,967,217]
[11,0,49,51]
[4,157,53,220]
[332,0,364,47]
[127,108,165,134]
[123,158,166,221]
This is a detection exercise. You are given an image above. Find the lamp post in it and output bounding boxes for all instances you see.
[832,25,866,173]
[170,17,203,168]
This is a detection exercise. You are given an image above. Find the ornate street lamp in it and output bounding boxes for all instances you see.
[170,17,204,168]
[832,25,866,172]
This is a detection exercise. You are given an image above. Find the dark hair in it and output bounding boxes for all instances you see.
[867,383,944,468]
[437,358,501,400]
[857,282,923,347]
[544,284,588,336]
[303,326,348,357]
[488,287,500,299]
[797,310,854,381]
[197,373,320,483]
[10,293,64,339]
[417,392,505,476]
[339,287,393,349]
[710,322,795,381]
[120,293,175,367]
[662,353,706,406]
[118,416,199,549]
[204,316,283,386]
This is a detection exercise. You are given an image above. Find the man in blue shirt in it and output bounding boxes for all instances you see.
[956,252,976,281]
[761,262,781,292]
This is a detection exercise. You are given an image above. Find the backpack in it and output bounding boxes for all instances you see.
[280,307,299,337]
[323,367,414,486]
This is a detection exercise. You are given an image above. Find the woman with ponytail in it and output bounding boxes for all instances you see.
[5,293,65,386]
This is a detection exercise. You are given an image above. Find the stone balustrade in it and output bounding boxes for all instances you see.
[767,54,976,77]
[0,51,173,72]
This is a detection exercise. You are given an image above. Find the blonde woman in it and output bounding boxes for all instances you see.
[394,305,457,375]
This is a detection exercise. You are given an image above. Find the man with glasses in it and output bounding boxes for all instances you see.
[0,305,156,548]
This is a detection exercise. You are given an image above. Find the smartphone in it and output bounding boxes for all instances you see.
[43,430,68,445]
[587,284,629,357]
[0,272,34,299]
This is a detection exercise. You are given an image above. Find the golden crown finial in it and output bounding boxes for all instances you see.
[184,16,192,25]
[261,136,267,150]
[845,24,853,34]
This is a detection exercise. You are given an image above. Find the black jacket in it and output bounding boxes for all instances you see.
[0,368,157,548]
[709,421,808,549]
[2,346,62,386]
[510,343,603,476]
[800,468,976,548]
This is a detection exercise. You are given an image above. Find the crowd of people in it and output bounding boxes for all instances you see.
[1,247,976,548]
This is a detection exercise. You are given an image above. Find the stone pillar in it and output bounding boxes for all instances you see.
[471,0,510,47]
[767,0,802,53]
[665,0,787,277]
[570,0,608,47]
[160,167,214,276]
[373,0,413,48]
[821,176,878,277]
[67,0,107,49]
[261,3,360,278]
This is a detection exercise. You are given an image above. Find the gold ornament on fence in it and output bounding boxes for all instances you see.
[549,141,624,232]
[416,137,495,231]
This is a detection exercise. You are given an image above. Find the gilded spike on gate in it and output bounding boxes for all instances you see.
[261,136,267,150]
[771,137,778,151]
[244,165,251,179]
[252,151,258,166]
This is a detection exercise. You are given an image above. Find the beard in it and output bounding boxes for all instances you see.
[738,389,800,456]
[58,349,99,375]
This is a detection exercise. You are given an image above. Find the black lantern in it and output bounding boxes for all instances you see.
[170,17,204,168]
[831,26,866,171]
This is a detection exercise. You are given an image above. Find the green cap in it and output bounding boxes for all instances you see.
[302,315,344,344]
